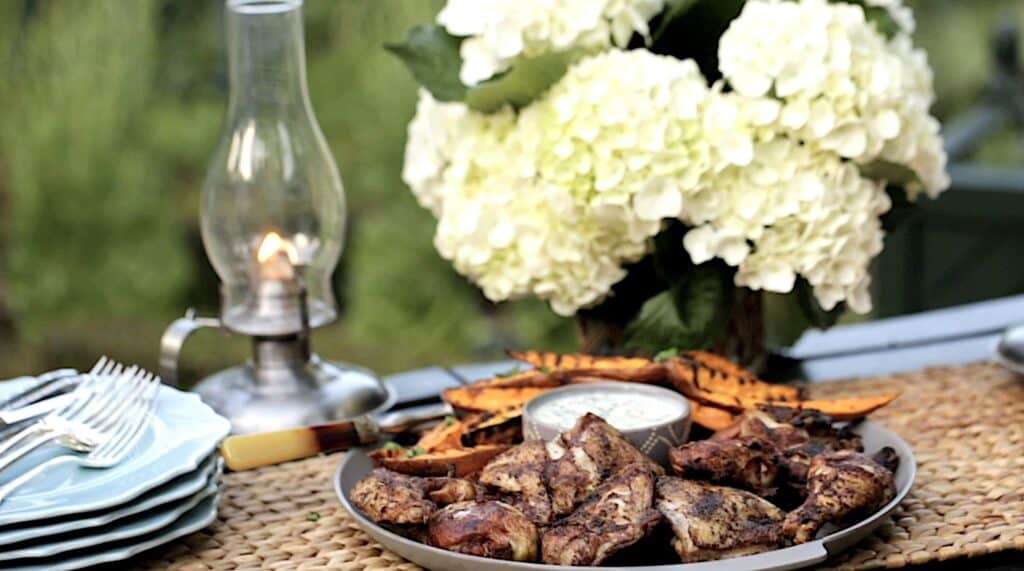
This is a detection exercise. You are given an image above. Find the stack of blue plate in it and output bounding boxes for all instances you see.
[0,377,230,571]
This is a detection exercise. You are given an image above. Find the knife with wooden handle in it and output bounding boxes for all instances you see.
[219,403,452,471]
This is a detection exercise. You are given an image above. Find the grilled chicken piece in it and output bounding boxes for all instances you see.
[351,468,437,525]
[427,501,538,561]
[669,437,779,495]
[713,409,864,491]
[783,450,897,543]
[426,477,484,505]
[871,446,900,473]
[754,406,864,452]
[478,439,553,525]
[656,477,786,563]
[541,464,662,566]
[351,469,482,526]
[548,413,664,516]
[777,441,831,485]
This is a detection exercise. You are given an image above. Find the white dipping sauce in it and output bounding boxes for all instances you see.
[533,390,684,430]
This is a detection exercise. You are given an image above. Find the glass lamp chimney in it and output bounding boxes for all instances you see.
[200,0,345,337]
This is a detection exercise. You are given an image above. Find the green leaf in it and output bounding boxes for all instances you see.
[675,264,732,337]
[623,264,730,353]
[385,24,467,102]
[652,0,701,41]
[794,278,845,329]
[651,221,693,286]
[381,441,403,451]
[860,160,920,187]
[465,50,580,113]
[880,185,920,232]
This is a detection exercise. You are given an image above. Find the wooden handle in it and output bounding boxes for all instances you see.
[220,418,377,471]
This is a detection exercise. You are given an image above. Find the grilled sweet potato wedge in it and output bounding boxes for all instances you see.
[665,355,804,404]
[509,350,666,383]
[416,417,466,452]
[688,400,738,431]
[467,369,566,390]
[759,394,899,421]
[370,445,510,477]
[462,408,524,447]
[443,385,551,414]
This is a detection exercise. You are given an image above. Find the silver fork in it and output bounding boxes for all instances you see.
[0,357,119,463]
[0,360,147,473]
[0,371,160,503]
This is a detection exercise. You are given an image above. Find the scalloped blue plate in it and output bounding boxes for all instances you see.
[0,454,222,546]
[0,378,229,526]
[4,492,220,571]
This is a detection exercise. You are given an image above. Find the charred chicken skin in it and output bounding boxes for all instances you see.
[541,464,662,566]
[783,450,897,543]
[709,409,866,494]
[547,413,664,516]
[427,500,538,561]
[350,468,437,525]
[478,439,553,525]
[669,436,779,495]
[351,468,481,526]
[656,476,786,562]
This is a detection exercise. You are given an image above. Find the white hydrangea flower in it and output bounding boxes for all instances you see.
[404,51,717,315]
[437,0,669,85]
[683,136,891,313]
[718,0,948,197]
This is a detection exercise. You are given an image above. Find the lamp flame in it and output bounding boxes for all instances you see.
[256,231,300,265]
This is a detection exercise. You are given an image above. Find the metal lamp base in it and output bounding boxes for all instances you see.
[194,354,394,434]
[161,310,393,434]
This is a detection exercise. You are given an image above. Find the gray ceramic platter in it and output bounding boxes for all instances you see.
[335,420,916,571]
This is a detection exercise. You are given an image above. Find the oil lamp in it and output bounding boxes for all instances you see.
[159,0,392,434]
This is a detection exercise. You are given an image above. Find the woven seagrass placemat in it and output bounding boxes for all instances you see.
[131,361,1024,570]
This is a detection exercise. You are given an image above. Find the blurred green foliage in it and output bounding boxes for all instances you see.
[0,0,1020,380]
[0,0,571,380]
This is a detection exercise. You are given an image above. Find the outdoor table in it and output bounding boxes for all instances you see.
[123,295,1024,570]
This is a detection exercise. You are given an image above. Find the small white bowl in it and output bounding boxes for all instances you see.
[522,381,691,466]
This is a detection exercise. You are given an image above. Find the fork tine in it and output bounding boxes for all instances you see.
[77,367,144,432]
[57,359,121,418]
[94,374,159,462]
[92,373,157,457]
[88,356,108,375]
[49,359,113,419]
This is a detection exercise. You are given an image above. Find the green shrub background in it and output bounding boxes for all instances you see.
[0,1,1020,381]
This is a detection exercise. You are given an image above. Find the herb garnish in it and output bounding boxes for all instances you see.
[495,364,523,377]
[654,348,679,362]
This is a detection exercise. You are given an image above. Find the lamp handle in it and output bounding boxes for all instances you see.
[159,309,223,387]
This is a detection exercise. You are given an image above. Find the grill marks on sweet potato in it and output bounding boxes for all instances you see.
[665,358,898,420]
[509,350,667,383]
[667,353,805,404]
[418,350,897,459]
[760,394,900,421]
[443,386,551,414]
